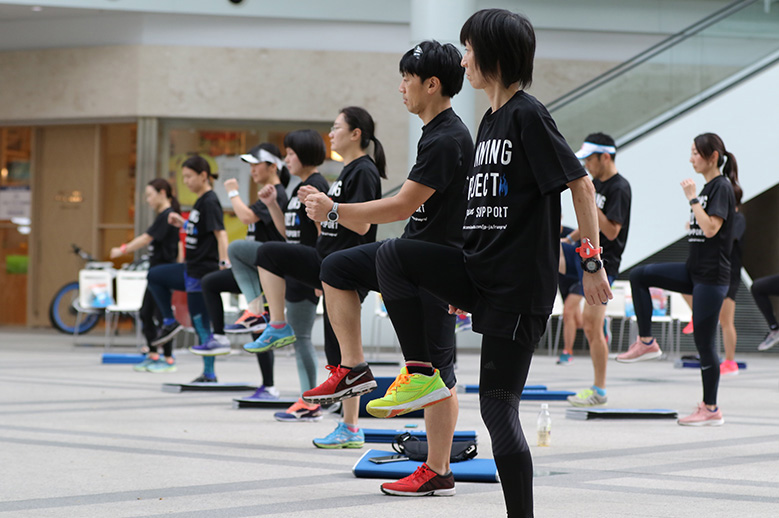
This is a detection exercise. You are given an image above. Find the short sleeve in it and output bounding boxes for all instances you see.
[407,135,461,192]
[603,181,631,226]
[145,211,170,241]
[705,180,731,221]
[342,163,380,204]
[202,196,225,232]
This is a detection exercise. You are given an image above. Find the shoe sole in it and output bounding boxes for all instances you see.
[151,326,184,347]
[274,415,322,423]
[615,350,662,363]
[189,346,232,356]
[147,367,177,373]
[244,335,296,354]
[302,380,378,404]
[381,487,456,497]
[312,440,365,449]
[366,387,452,419]
[678,418,724,426]
[757,341,779,351]
[567,398,607,407]
[225,323,268,334]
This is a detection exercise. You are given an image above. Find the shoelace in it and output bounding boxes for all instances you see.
[387,372,412,395]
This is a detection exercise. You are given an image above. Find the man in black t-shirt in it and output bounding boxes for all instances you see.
[564,133,631,407]
[301,41,472,496]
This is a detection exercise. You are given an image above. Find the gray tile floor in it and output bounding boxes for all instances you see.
[1,329,778,517]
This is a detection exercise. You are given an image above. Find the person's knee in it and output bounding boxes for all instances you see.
[629,266,645,284]
[582,316,603,338]
[320,254,356,290]
[479,394,526,455]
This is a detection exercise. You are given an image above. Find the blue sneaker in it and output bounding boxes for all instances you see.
[243,323,296,353]
[146,358,177,373]
[557,352,573,365]
[313,422,365,449]
[190,334,231,356]
[133,356,157,372]
[244,385,280,401]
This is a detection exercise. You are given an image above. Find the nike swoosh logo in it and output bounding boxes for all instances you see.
[345,371,367,385]
[701,365,712,370]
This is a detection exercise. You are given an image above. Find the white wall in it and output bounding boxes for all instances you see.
[562,59,779,270]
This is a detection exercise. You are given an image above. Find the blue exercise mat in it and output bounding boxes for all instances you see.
[521,390,575,400]
[101,353,146,364]
[162,382,256,393]
[352,449,498,483]
[463,384,547,394]
[362,428,477,444]
[675,359,746,370]
[359,377,424,418]
[566,408,678,420]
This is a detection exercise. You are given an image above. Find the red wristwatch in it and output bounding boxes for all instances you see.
[576,238,603,274]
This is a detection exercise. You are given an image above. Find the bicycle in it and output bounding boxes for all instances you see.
[49,245,148,335]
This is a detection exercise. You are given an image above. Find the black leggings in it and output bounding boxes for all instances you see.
[201,268,273,385]
[751,273,779,329]
[138,287,170,356]
[629,263,727,405]
[256,242,341,366]
[376,239,540,518]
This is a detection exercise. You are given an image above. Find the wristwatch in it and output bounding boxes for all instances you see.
[327,202,339,223]
[689,197,700,206]
[576,238,603,274]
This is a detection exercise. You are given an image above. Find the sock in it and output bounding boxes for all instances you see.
[344,362,368,372]
[166,356,175,364]
[346,424,359,433]
[641,338,655,346]
[770,324,779,331]
[406,362,434,376]
[562,350,572,355]
[163,317,177,326]
[148,353,159,361]
[707,406,718,413]
[203,356,215,378]
[269,321,286,329]
[592,385,606,396]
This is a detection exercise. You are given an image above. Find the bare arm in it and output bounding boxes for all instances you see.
[225,178,260,225]
[110,233,153,258]
[597,209,623,242]
[567,176,612,305]
[258,184,287,239]
[215,229,229,268]
[303,179,435,233]
[681,178,723,238]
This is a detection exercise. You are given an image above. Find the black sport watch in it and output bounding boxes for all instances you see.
[327,202,339,223]
[581,257,603,274]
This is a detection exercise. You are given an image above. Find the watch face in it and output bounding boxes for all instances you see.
[327,211,338,222]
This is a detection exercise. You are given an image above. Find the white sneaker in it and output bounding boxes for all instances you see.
[757,329,779,351]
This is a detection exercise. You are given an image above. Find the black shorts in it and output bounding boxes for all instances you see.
[321,240,457,388]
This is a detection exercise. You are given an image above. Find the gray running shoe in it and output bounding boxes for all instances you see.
[757,329,779,351]
[567,388,608,407]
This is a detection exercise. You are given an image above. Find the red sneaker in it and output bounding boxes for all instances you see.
[302,363,377,404]
[381,463,455,496]
[682,321,694,335]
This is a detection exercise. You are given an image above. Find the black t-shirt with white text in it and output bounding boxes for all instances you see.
[317,155,381,258]
[246,184,287,243]
[184,190,225,279]
[593,173,631,277]
[687,174,735,285]
[146,207,179,267]
[286,173,330,246]
[463,91,586,316]
[402,108,472,247]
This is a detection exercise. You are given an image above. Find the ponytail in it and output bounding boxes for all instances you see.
[722,151,742,207]
[340,106,387,179]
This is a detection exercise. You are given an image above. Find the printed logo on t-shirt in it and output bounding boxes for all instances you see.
[183,209,200,249]
[411,203,428,223]
[328,181,342,198]
[688,195,708,242]
[595,192,606,210]
[320,181,342,235]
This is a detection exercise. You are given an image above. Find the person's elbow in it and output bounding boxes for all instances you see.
[354,223,372,236]
[569,175,595,199]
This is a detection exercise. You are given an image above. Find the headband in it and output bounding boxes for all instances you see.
[574,142,616,159]
[240,148,286,171]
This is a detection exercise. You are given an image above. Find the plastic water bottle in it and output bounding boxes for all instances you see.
[537,403,551,447]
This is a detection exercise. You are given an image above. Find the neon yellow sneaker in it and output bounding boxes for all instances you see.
[366,367,451,418]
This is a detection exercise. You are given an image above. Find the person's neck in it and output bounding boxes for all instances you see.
[296,167,317,183]
[418,97,451,126]
[600,164,618,182]
[194,184,212,197]
[702,167,721,183]
[156,199,171,214]
[340,147,366,166]
[485,81,520,113]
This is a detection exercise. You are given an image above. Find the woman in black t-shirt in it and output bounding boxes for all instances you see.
[192,143,290,400]
[110,179,181,370]
[371,11,610,516]
[147,156,228,382]
[619,133,738,427]
[248,111,384,420]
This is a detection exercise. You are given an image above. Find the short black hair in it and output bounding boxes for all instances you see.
[399,40,464,98]
[182,155,216,179]
[584,132,617,160]
[283,129,326,167]
[460,8,535,89]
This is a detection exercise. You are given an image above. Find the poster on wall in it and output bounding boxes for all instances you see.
[0,186,31,220]
[212,155,251,209]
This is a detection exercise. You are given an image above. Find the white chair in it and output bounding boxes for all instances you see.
[104,270,147,350]
[545,292,564,356]
[620,283,673,354]
[74,268,115,343]
[605,282,627,349]
[668,291,693,356]
[368,291,401,362]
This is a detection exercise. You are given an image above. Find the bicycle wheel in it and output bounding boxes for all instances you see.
[49,282,100,334]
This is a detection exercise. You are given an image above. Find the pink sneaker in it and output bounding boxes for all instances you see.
[720,359,739,376]
[616,338,662,363]
[678,402,724,426]
[682,321,694,335]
